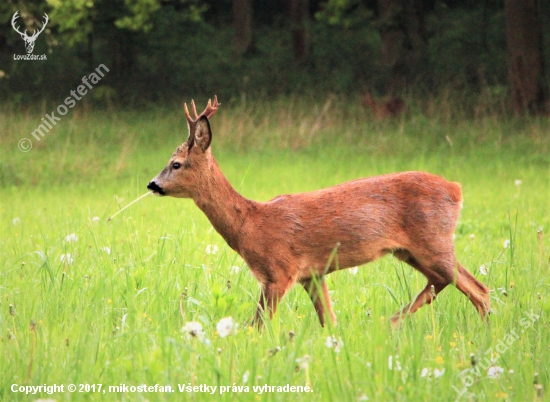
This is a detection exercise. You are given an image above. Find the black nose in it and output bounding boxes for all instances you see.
[147,181,165,195]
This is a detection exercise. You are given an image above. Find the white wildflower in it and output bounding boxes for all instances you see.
[479,264,488,276]
[205,244,218,255]
[503,239,510,249]
[296,355,310,370]
[60,253,74,264]
[325,335,343,353]
[65,233,78,243]
[182,321,205,341]
[92,216,100,222]
[242,370,250,383]
[216,317,237,338]
[349,267,359,275]
[388,355,402,371]
[487,365,504,379]
[230,265,241,274]
[358,394,369,401]
[420,367,445,379]
[12,217,20,225]
[469,233,475,240]
[514,179,522,186]
[102,247,111,255]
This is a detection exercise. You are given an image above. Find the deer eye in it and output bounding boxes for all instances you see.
[172,162,182,170]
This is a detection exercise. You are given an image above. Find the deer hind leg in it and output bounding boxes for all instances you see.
[423,255,490,320]
[390,250,449,326]
[391,249,490,324]
[301,278,337,327]
[390,282,448,326]
[454,262,490,319]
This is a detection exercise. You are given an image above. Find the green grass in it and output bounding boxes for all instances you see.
[1,96,549,401]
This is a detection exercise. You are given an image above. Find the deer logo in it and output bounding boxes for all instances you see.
[11,10,49,54]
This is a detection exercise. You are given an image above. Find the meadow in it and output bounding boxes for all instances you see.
[0,95,549,401]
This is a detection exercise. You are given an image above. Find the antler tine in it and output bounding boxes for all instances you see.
[183,102,193,126]
[11,11,25,36]
[191,99,199,119]
[183,96,220,147]
[33,13,49,37]
[200,96,220,119]
[184,96,220,124]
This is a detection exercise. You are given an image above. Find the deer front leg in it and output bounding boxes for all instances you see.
[251,278,294,328]
[301,278,337,327]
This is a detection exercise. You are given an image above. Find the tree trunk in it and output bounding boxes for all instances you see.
[233,0,254,55]
[283,0,309,64]
[377,0,427,91]
[505,0,546,114]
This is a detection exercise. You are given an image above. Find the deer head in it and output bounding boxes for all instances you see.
[12,11,49,54]
[147,96,220,198]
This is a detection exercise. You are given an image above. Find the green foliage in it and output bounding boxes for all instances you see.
[3,0,549,104]
[427,3,507,87]
[46,0,95,46]
[114,0,161,32]
[315,0,373,28]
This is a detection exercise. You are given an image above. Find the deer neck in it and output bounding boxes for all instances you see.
[192,157,253,251]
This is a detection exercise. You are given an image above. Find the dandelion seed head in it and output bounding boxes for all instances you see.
[65,233,78,243]
[60,253,74,264]
[182,321,205,341]
[479,264,488,275]
[216,317,237,338]
[487,365,504,379]
[325,336,343,353]
[296,355,310,370]
[205,244,219,255]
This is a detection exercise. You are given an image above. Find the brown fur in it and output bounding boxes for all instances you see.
[363,90,405,119]
[148,102,490,327]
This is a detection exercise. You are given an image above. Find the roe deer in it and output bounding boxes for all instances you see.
[147,97,490,327]
[363,90,405,119]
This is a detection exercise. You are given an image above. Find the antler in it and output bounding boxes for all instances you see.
[32,13,49,39]
[11,11,27,37]
[11,11,49,39]
[184,96,220,147]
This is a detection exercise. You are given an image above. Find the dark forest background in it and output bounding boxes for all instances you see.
[0,0,548,114]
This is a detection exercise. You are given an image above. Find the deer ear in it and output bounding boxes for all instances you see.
[193,116,212,152]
